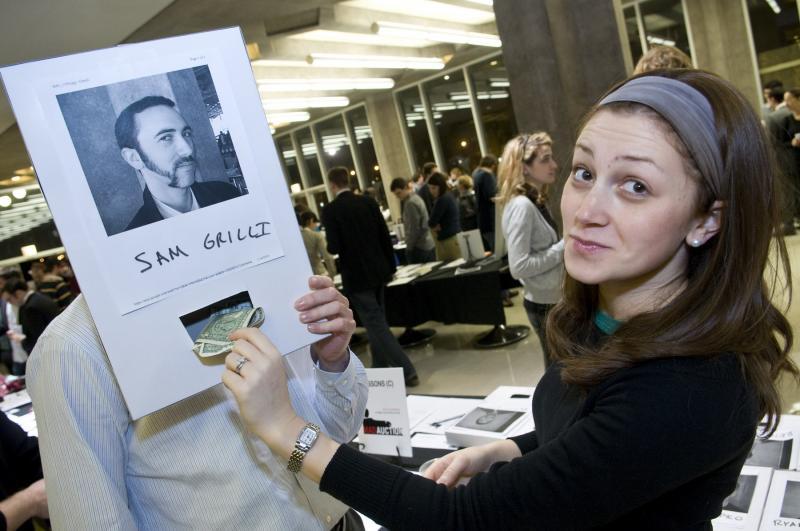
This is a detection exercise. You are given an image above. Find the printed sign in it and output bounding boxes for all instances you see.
[358,368,412,458]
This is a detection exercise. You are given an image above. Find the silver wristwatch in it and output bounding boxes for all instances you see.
[287,423,320,473]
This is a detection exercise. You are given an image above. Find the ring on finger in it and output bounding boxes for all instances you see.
[234,356,249,376]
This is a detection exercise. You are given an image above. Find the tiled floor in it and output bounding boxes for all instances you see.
[354,233,800,411]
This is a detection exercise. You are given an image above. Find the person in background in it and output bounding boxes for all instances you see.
[53,258,80,296]
[472,155,498,252]
[390,178,436,264]
[763,79,785,119]
[0,412,48,531]
[0,271,27,377]
[448,166,464,191]
[427,172,462,262]
[2,280,59,374]
[455,175,478,232]
[222,69,794,530]
[632,44,692,74]
[497,133,564,366]
[765,87,797,234]
[322,167,419,387]
[415,162,438,215]
[300,211,337,279]
[28,261,73,312]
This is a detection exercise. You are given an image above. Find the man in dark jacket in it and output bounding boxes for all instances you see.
[472,154,498,252]
[2,280,60,363]
[322,167,418,386]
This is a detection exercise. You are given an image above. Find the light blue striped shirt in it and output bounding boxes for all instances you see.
[27,295,368,530]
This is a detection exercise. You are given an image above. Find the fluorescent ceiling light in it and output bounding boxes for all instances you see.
[11,189,26,199]
[265,111,311,125]
[251,59,311,68]
[288,29,431,48]
[20,244,38,257]
[258,78,395,92]
[765,0,781,13]
[340,0,495,25]
[263,96,350,111]
[307,53,444,70]
[490,78,510,88]
[464,0,493,4]
[646,35,676,47]
[373,21,501,47]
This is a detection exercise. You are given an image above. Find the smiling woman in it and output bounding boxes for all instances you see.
[222,70,798,530]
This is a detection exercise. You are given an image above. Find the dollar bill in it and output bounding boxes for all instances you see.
[192,306,265,358]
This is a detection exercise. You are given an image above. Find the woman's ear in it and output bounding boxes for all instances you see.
[685,200,724,247]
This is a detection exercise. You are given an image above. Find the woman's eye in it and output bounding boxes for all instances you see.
[621,180,648,195]
[573,167,592,182]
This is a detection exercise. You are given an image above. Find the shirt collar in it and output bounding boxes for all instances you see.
[153,188,200,219]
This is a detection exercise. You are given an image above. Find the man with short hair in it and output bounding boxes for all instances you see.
[414,162,438,215]
[115,96,241,231]
[2,280,59,370]
[323,167,419,387]
[390,178,435,264]
[28,261,73,311]
[472,154,498,252]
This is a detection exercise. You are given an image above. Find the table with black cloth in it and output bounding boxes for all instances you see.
[353,257,529,348]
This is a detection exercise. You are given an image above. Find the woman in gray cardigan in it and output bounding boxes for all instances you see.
[498,133,564,366]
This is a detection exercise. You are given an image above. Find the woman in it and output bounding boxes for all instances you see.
[497,133,564,366]
[427,171,462,262]
[298,210,336,278]
[222,70,796,529]
[456,175,478,232]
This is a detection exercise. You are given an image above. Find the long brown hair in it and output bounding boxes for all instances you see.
[496,132,552,207]
[547,69,796,434]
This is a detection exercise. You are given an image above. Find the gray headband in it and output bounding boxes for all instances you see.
[598,76,722,198]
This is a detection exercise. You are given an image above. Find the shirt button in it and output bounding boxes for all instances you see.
[326,515,332,523]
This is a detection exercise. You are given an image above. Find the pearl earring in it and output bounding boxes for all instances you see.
[691,239,701,247]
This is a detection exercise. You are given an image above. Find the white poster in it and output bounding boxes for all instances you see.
[358,368,412,458]
[760,470,800,530]
[1,28,317,418]
[713,466,772,530]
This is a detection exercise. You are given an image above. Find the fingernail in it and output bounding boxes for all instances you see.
[299,313,308,322]
[296,299,307,310]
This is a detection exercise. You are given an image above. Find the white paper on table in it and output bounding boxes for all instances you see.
[713,465,772,530]
[0,389,31,413]
[0,28,318,418]
[442,258,467,269]
[747,416,800,470]
[759,469,800,530]
[387,276,415,287]
[411,432,459,450]
[409,397,483,436]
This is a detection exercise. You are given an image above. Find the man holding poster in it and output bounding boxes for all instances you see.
[27,276,368,529]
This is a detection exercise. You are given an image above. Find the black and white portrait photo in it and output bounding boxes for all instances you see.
[57,65,248,236]
[781,480,800,519]
[722,474,757,514]
[747,438,793,469]
[455,407,524,433]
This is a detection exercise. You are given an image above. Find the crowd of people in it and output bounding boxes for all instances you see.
[3,42,800,531]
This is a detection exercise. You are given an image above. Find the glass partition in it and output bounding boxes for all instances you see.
[469,57,517,160]
[296,127,324,187]
[397,86,435,170]
[277,136,302,190]
[747,0,800,93]
[424,71,481,172]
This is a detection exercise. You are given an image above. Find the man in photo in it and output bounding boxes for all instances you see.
[115,95,240,231]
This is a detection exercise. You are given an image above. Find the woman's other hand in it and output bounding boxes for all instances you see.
[423,440,522,489]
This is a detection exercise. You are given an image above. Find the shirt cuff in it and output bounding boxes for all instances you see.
[314,351,357,398]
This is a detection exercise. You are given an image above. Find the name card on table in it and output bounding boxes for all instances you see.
[357,368,412,457]
[0,27,317,418]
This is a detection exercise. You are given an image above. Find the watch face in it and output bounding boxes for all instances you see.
[299,427,317,446]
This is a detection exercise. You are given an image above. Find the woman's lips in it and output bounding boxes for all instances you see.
[569,235,610,254]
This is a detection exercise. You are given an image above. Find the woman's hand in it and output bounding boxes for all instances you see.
[222,328,298,444]
[423,439,522,489]
[295,276,356,373]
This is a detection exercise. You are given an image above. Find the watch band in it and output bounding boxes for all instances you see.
[287,422,320,473]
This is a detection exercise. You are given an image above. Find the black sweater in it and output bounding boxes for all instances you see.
[320,342,758,529]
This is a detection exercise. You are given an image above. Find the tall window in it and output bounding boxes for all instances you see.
[277,137,302,191]
[397,86,434,171]
[296,127,323,187]
[622,0,692,66]
[315,116,355,182]
[347,106,387,209]
[424,71,481,173]
[469,56,517,160]
[747,0,800,92]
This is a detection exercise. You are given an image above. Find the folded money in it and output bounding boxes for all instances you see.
[192,306,265,358]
